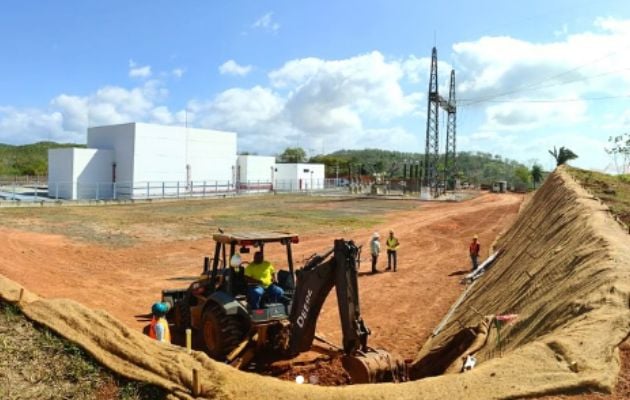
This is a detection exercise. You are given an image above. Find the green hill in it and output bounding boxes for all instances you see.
[310,148,533,187]
[0,141,535,187]
[0,141,83,176]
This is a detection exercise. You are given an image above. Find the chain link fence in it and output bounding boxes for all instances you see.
[0,178,351,202]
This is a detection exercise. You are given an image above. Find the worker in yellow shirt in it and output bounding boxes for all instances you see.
[385,230,400,272]
[245,251,284,309]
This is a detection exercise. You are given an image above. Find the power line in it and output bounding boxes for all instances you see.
[460,94,630,105]
[460,66,630,105]
[458,46,630,106]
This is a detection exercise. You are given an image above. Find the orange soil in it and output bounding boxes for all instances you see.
[0,192,522,364]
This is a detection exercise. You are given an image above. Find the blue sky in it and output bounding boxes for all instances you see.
[1,1,629,171]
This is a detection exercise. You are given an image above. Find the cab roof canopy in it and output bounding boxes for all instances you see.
[212,231,299,245]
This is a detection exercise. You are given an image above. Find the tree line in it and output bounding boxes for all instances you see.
[279,147,543,188]
[0,142,82,176]
[3,141,588,188]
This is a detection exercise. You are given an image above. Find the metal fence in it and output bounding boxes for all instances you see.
[0,178,350,202]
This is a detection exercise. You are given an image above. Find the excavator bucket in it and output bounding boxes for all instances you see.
[341,349,408,384]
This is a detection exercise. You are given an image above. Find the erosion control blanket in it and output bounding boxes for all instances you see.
[411,166,630,394]
[1,166,630,399]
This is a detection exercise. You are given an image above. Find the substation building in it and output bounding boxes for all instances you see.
[48,122,325,200]
[274,163,326,191]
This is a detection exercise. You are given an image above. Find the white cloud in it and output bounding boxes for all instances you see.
[185,51,423,154]
[128,60,152,78]
[454,18,630,106]
[252,12,280,33]
[3,17,630,171]
[271,51,417,123]
[400,55,452,87]
[0,50,463,154]
[189,86,284,129]
[446,17,630,170]
[0,106,68,143]
[469,131,499,140]
[483,98,587,130]
[219,60,253,77]
[0,79,176,144]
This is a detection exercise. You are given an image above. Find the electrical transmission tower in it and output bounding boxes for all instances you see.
[422,47,457,197]
[444,70,457,191]
[423,47,440,197]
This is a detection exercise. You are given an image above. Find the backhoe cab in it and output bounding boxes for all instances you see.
[162,231,298,360]
[161,230,407,383]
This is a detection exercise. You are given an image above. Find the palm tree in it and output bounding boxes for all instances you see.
[548,146,578,166]
[531,164,543,188]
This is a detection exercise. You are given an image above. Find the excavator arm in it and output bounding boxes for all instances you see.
[333,239,369,355]
[288,239,407,383]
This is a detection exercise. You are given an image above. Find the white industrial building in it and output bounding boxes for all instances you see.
[274,163,326,191]
[236,155,275,191]
[48,122,326,200]
[48,148,114,199]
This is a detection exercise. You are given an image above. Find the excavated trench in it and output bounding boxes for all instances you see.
[2,166,630,399]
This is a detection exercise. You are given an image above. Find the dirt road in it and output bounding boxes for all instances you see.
[0,192,522,361]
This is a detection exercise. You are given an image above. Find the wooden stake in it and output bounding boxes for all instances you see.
[185,329,192,354]
[192,368,201,397]
[18,288,24,303]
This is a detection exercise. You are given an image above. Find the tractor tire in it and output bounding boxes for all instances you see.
[173,293,192,331]
[201,304,247,361]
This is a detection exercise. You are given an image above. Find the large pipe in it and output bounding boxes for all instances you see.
[342,350,408,383]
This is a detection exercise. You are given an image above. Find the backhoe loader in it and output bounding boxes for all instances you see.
[161,231,407,383]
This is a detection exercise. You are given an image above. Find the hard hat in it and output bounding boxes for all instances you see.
[373,232,380,238]
[230,253,242,268]
[152,302,168,316]
[473,234,478,239]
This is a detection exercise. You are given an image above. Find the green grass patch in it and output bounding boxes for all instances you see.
[0,302,165,400]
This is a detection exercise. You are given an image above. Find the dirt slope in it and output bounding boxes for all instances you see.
[4,167,628,399]
[412,166,630,396]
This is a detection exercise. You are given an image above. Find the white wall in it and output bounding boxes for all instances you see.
[48,148,74,199]
[87,123,135,185]
[274,163,325,191]
[184,126,237,183]
[87,122,238,198]
[237,155,275,185]
[131,123,237,184]
[48,148,113,200]
[74,149,114,199]
[132,123,237,197]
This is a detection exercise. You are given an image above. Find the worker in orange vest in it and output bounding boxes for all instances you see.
[385,230,400,272]
[148,302,171,343]
[469,234,480,271]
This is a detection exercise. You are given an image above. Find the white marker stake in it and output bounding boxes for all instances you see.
[186,329,192,354]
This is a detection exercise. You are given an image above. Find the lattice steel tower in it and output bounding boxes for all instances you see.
[423,47,440,196]
[444,70,457,190]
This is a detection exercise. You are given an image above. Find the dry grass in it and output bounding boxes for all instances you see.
[0,302,165,400]
[0,194,421,246]
[567,167,630,227]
